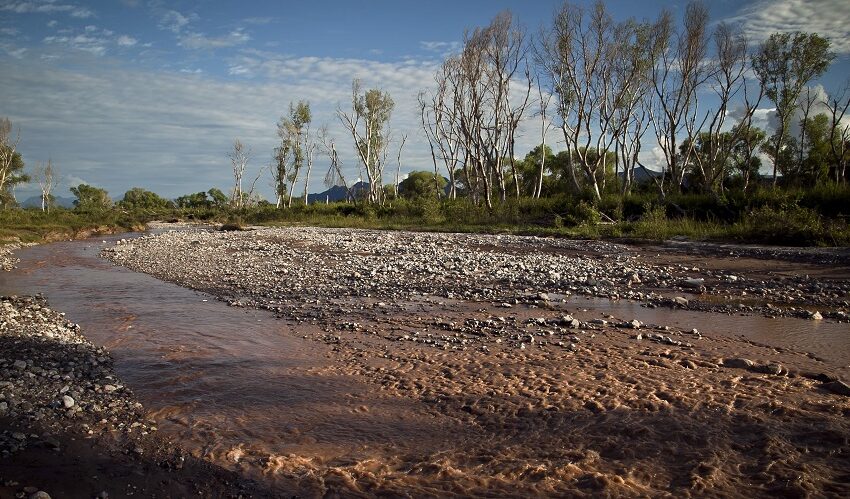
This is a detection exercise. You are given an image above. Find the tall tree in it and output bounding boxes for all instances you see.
[337,80,395,204]
[33,159,58,212]
[0,118,28,208]
[753,31,834,186]
[227,139,251,209]
[277,101,312,207]
[824,80,850,183]
[647,2,711,196]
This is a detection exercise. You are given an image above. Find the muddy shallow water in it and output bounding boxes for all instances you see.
[2,232,849,496]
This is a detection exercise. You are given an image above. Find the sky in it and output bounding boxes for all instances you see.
[2,0,849,202]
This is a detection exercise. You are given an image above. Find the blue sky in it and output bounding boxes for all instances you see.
[2,0,849,202]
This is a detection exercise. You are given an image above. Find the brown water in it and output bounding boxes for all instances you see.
[2,234,849,495]
[0,235,462,494]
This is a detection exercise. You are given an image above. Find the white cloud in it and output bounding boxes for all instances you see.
[43,33,107,56]
[728,0,850,54]
[46,19,57,28]
[116,35,137,47]
[0,27,20,36]
[419,40,460,55]
[0,0,93,18]
[1,43,26,58]
[157,9,192,34]
[179,29,249,50]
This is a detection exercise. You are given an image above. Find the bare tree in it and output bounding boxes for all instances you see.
[33,159,59,212]
[394,133,407,198]
[319,127,356,204]
[337,79,395,204]
[687,23,761,194]
[538,1,663,200]
[227,139,251,209]
[647,2,711,197]
[824,80,850,183]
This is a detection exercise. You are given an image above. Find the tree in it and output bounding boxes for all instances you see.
[227,139,251,208]
[0,118,29,208]
[175,192,211,209]
[686,22,761,195]
[119,187,170,211]
[753,32,834,186]
[71,184,112,212]
[538,1,665,200]
[730,124,766,191]
[399,171,447,199]
[337,80,395,204]
[824,80,850,183]
[647,2,711,196]
[32,159,58,212]
[276,101,314,207]
[208,188,228,208]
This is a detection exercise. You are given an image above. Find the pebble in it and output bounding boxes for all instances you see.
[62,395,75,408]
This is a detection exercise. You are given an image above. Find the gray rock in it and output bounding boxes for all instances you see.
[811,311,823,320]
[61,395,75,408]
[29,492,51,499]
[722,358,754,369]
[13,360,26,370]
[673,297,689,306]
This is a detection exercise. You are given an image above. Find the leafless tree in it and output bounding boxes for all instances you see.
[824,80,850,183]
[394,133,407,198]
[33,159,59,212]
[319,127,356,204]
[687,23,761,194]
[227,138,251,208]
[647,2,711,196]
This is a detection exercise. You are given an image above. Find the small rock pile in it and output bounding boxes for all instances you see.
[0,295,153,459]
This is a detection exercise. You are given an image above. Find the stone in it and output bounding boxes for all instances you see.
[811,311,823,320]
[681,278,705,289]
[628,319,642,329]
[103,384,116,393]
[752,363,784,375]
[29,492,51,499]
[822,380,850,396]
[13,360,27,370]
[673,297,689,306]
[722,358,754,369]
[61,395,75,408]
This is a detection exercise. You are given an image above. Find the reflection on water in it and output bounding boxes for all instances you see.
[563,296,850,367]
[0,235,455,490]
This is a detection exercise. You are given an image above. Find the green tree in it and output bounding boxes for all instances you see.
[175,192,210,209]
[753,32,834,185]
[119,187,170,211]
[207,188,228,208]
[399,171,447,199]
[71,184,112,212]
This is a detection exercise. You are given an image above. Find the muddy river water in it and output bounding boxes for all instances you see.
[1,233,849,495]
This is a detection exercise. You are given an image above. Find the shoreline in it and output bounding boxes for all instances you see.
[0,247,275,497]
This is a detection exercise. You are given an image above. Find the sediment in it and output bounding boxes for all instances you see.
[95,226,850,497]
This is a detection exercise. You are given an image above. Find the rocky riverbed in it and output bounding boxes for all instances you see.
[0,247,273,498]
[96,226,850,497]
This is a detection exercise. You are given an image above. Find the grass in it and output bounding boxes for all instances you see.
[2,184,849,247]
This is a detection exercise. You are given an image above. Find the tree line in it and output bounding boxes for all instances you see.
[1,0,848,215]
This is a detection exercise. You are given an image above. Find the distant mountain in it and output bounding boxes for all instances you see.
[307,181,370,204]
[20,195,76,209]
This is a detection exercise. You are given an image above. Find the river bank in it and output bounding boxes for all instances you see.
[0,245,274,498]
[96,225,850,497]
